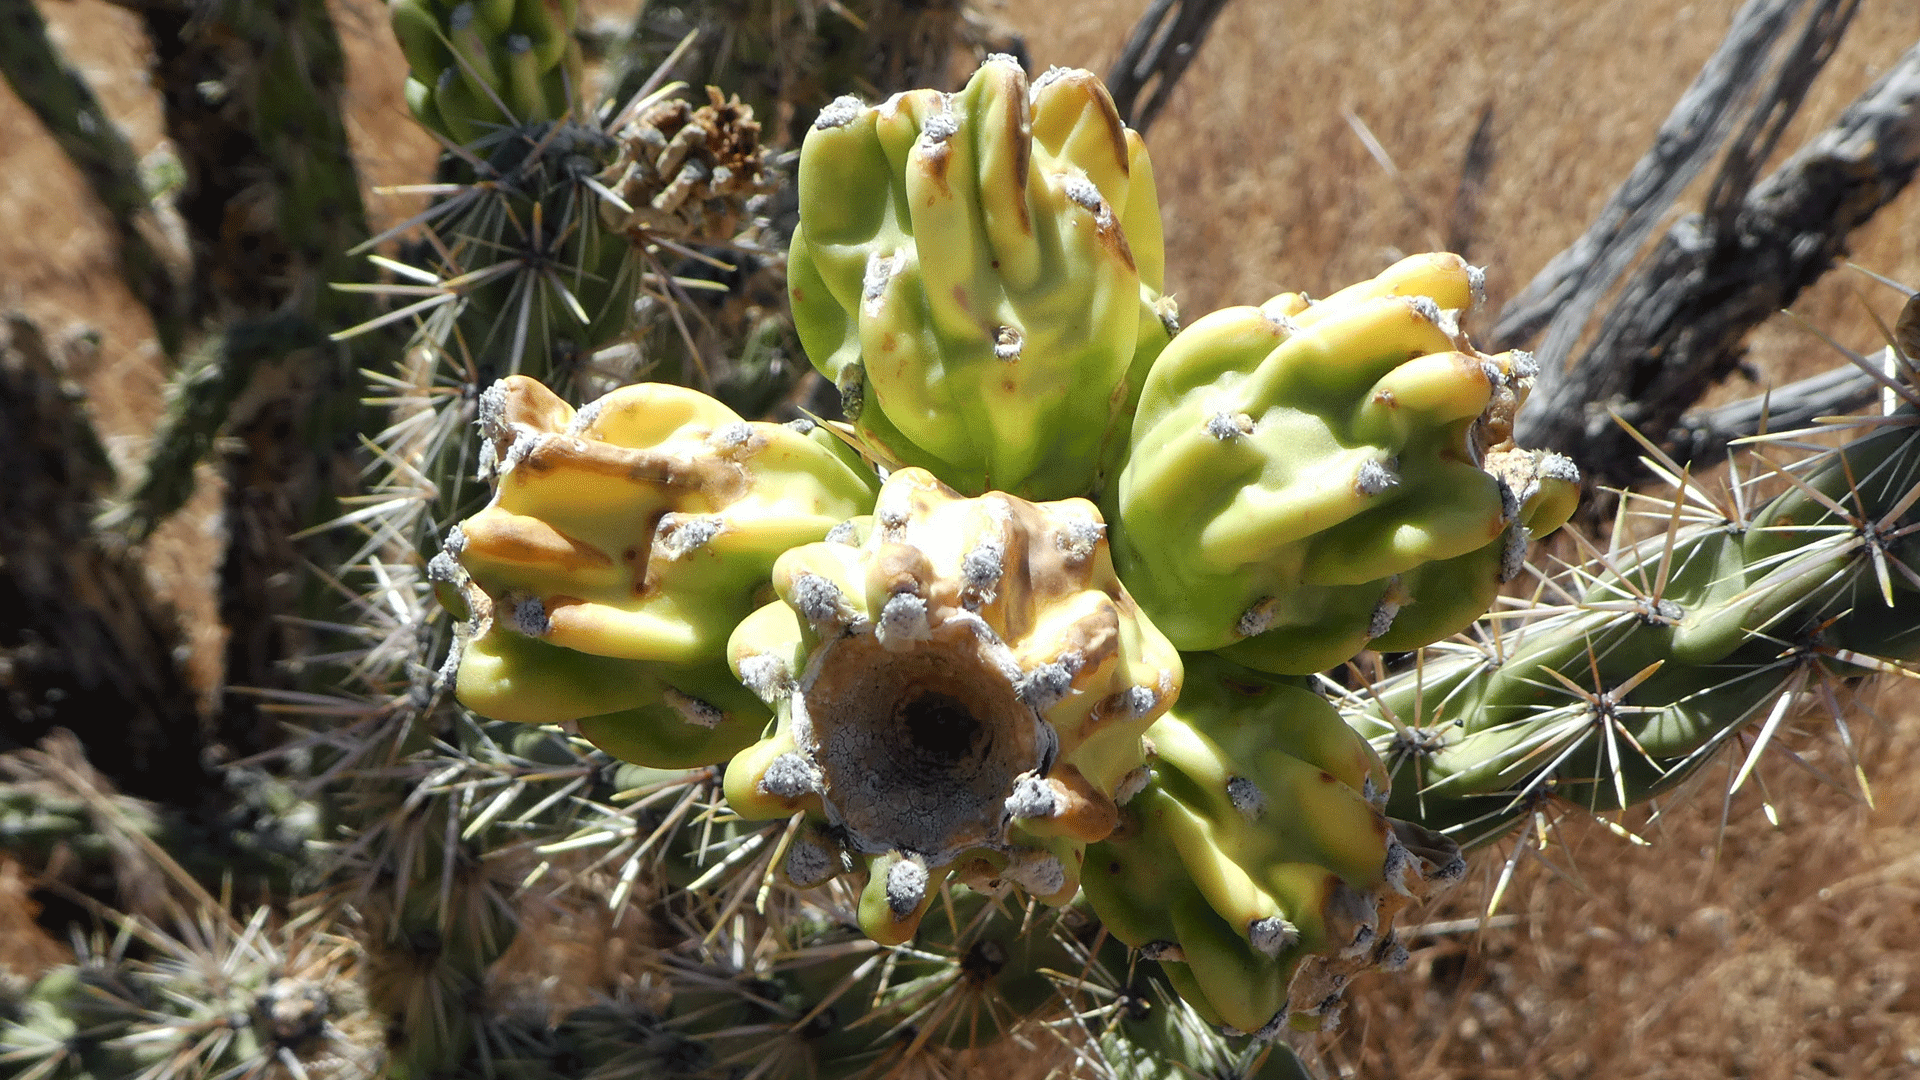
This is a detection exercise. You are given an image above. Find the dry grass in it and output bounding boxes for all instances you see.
[5,0,1920,1075]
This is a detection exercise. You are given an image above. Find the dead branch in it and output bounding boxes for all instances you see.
[1672,365,1879,467]
[1106,0,1235,133]
[1489,0,1812,353]
[1503,3,1920,489]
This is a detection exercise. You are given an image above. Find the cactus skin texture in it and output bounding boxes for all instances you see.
[1080,652,1463,1036]
[787,57,1176,501]
[446,375,879,768]
[723,466,1181,944]
[1349,384,1920,849]
[1108,253,1580,675]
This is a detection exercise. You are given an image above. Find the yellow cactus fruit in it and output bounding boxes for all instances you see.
[443,376,879,768]
[721,467,1182,945]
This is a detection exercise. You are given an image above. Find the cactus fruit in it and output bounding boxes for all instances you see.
[1347,375,1920,849]
[722,467,1181,944]
[1107,253,1580,675]
[1080,652,1463,1035]
[392,0,585,143]
[446,375,879,768]
[786,57,1176,500]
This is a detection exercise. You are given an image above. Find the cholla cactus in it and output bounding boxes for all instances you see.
[1344,290,1920,853]
[311,25,1920,1078]
[425,46,1582,1064]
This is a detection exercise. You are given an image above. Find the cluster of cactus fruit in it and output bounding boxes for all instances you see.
[10,4,1920,1078]
[435,50,1587,1047]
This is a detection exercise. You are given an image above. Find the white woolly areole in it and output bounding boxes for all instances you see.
[884,858,929,917]
[1226,776,1266,820]
[1206,411,1253,440]
[712,422,755,450]
[921,103,959,142]
[655,514,724,559]
[815,95,863,129]
[1355,458,1399,496]
[498,431,548,477]
[961,540,1005,606]
[736,653,792,703]
[1063,176,1104,213]
[785,837,837,888]
[759,752,822,799]
[789,573,851,627]
[564,398,604,435]
[1005,775,1057,820]
[1367,595,1401,640]
[1054,518,1105,564]
[877,593,932,649]
[1541,451,1580,482]
[512,596,551,637]
[1015,652,1083,711]
[1031,65,1075,94]
[1002,851,1066,897]
[993,325,1022,361]
[1237,597,1277,638]
[1113,765,1150,806]
[477,380,512,444]
[1248,916,1298,957]
[862,249,902,306]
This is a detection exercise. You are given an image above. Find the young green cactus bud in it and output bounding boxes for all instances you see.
[390,0,584,142]
[447,375,879,768]
[1107,253,1579,674]
[787,57,1176,500]
[1080,653,1463,1035]
[722,466,1181,944]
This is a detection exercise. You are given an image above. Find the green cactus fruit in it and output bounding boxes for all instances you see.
[786,57,1176,500]
[721,466,1182,944]
[1346,373,1920,849]
[1080,654,1464,1035]
[389,0,583,143]
[1107,253,1580,674]
[446,375,880,769]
